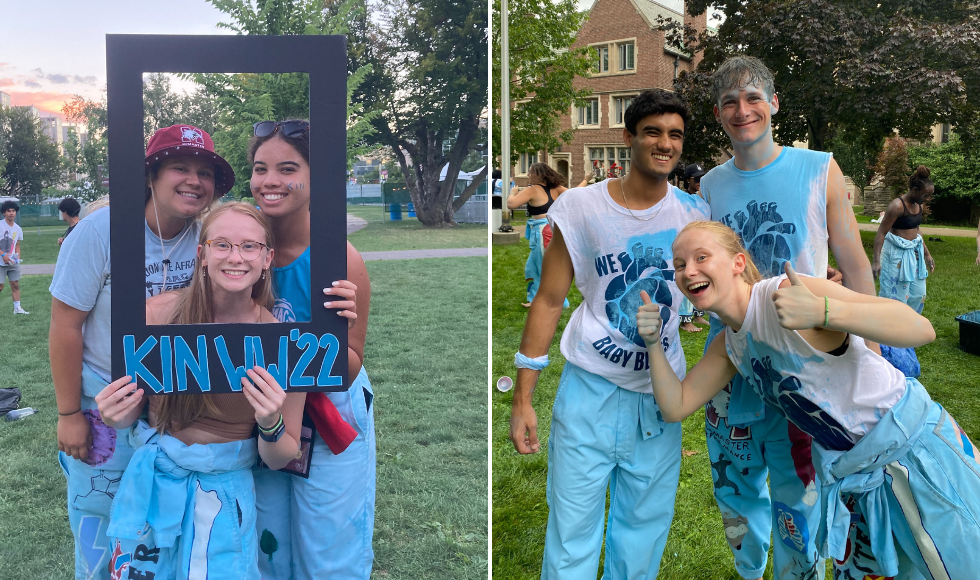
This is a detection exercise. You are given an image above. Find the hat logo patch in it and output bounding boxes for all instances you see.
[180,126,205,145]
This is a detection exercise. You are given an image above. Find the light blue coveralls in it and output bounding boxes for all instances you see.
[879,233,928,313]
[525,218,568,308]
[543,362,682,580]
[257,247,377,580]
[105,421,260,580]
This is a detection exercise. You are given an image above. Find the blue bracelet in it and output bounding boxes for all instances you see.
[515,352,549,370]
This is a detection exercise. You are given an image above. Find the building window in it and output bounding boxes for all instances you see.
[578,99,599,126]
[618,42,635,71]
[613,96,634,125]
[595,46,609,73]
[941,123,950,144]
[519,152,538,175]
[588,146,631,178]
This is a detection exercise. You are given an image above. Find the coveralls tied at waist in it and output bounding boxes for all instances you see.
[106,420,258,547]
[810,378,933,578]
[884,232,928,282]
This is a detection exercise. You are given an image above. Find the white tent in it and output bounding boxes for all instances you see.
[439,164,486,182]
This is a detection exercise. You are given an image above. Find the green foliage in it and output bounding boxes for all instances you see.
[62,94,109,198]
[142,73,220,145]
[827,124,881,192]
[356,0,488,227]
[195,0,380,192]
[491,0,594,164]
[0,107,63,200]
[674,0,980,161]
[909,135,980,210]
[875,136,910,196]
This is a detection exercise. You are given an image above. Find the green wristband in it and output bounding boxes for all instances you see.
[824,296,830,328]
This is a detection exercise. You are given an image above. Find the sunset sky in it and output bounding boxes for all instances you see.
[0,0,233,120]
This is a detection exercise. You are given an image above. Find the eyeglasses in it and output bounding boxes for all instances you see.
[205,239,269,261]
[253,121,310,138]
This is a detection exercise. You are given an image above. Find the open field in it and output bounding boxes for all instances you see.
[491,230,980,580]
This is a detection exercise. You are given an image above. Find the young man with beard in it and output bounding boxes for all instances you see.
[698,56,877,580]
[508,89,710,579]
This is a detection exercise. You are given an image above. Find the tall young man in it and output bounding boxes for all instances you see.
[508,90,710,579]
[0,200,28,314]
[698,56,876,580]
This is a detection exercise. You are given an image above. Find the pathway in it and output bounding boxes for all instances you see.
[20,214,483,276]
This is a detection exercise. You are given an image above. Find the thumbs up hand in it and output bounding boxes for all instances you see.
[772,262,824,330]
[637,290,664,345]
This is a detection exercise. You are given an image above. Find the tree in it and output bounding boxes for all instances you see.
[908,135,980,222]
[357,0,488,227]
[0,107,63,200]
[491,0,594,165]
[672,0,980,163]
[63,94,109,198]
[196,0,380,195]
[875,136,910,196]
[143,73,220,144]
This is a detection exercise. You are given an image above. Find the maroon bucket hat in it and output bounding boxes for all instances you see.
[145,124,236,195]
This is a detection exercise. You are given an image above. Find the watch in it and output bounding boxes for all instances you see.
[258,414,285,443]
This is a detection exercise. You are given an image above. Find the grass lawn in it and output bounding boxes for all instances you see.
[348,213,487,253]
[0,256,488,580]
[491,230,980,580]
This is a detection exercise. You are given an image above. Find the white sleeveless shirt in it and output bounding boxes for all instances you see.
[547,180,710,393]
[724,276,906,450]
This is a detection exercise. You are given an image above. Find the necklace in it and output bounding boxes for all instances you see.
[620,175,667,221]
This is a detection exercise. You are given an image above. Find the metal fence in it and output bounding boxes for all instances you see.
[14,202,67,231]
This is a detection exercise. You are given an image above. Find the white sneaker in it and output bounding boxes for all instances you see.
[13,306,29,314]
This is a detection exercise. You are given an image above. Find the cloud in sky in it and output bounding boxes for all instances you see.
[24,79,42,89]
[29,68,97,85]
[0,78,14,87]
[8,90,80,120]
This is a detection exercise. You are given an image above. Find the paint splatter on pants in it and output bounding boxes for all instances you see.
[703,322,822,580]
[542,362,682,580]
[815,380,980,579]
[254,367,376,580]
[525,218,568,308]
[60,364,135,580]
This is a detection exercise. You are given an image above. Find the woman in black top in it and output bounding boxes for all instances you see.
[872,165,935,312]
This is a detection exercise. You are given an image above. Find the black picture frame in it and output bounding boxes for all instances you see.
[108,34,348,394]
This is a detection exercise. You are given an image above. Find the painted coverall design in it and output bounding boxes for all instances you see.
[59,365,135,580]
[703,320,822,579]
[254,366,376,580]
[878,233,928,314]
[812,379,980,579]
[525,217,568,307]
[542,362,682,580]
[105,421,260,580]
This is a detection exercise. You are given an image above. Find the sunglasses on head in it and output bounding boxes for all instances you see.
[253,121,310,138]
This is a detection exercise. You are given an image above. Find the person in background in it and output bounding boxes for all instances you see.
[872,165,935,313]
[0,200,27,314]
[506,163,572,308]
[679,163,708,331]
[58,198,82,246]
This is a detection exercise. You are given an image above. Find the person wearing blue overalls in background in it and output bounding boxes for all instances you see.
[698,56,879,580]
[508,89,711,580]
[247,119,376,580]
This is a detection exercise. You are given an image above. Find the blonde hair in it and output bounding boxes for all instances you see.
[154,201,276,434]
[675,221,763,285]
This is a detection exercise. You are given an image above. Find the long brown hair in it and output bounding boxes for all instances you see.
[154,202,276,434]
[675,221,763,285]
[527,162,567,188]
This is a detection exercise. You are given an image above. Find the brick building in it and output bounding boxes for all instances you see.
[511,0,707,186]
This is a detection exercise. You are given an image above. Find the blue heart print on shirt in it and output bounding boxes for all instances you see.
[604,242,674,347]
[750,356,856,451]
[720,201,797,277]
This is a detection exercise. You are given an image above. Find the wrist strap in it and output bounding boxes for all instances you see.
[258,413,284,434]
[515,352,549,370]
[824,296,830,328]
[59,409,81,416]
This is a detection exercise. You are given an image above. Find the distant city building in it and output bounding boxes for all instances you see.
[15,105,41,117]
[351,157,382,178]
[0,91,10,108]
[63,123,88,149]
[40,116,65,150]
